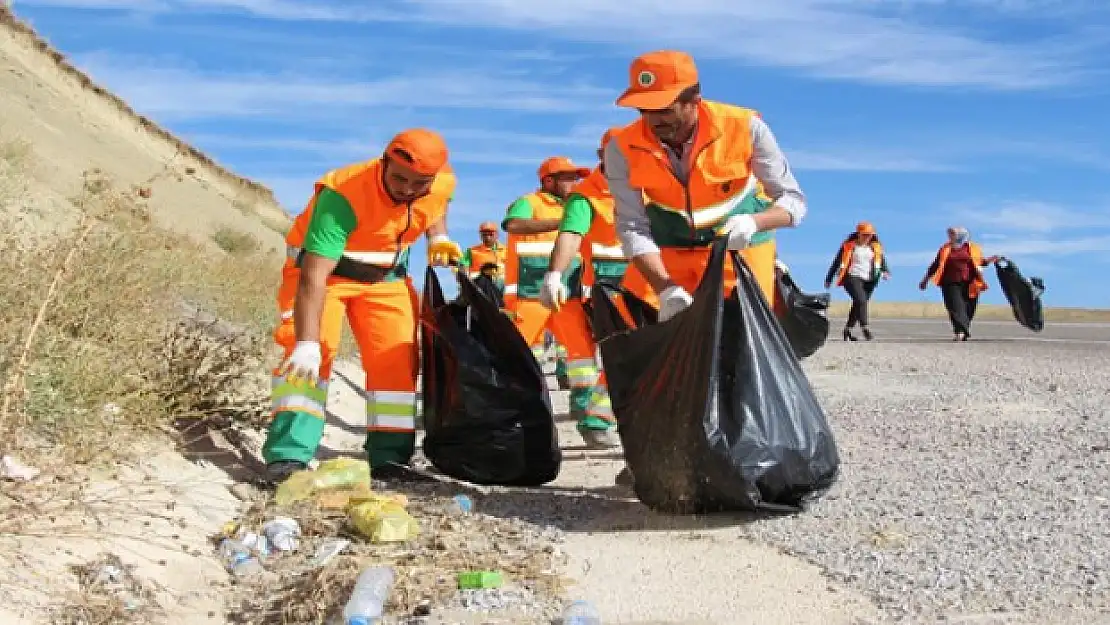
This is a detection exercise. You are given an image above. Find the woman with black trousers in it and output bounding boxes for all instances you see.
[918,226,999,341]
[824,221,890,341]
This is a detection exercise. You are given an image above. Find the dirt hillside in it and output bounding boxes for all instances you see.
[0,4,289,248]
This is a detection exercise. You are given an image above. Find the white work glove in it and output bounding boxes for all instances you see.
[721,214,759,250]
[539,271,567,311]
[657,285,693,322]
[278,340,322,385]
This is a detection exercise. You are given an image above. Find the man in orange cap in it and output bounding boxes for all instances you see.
[604,50,807,323]
[539,129,627,447]
[263,128,463,485]
[460,220,507,288]
[502,156,612,445]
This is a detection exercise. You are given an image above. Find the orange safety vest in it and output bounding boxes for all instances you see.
[503,191,580,302]
[466,243,507,277]
[834,239,884,286]
[299,158,455,283]
[611,99,774,249]
[933,241,989,298]
[571,167,628,292]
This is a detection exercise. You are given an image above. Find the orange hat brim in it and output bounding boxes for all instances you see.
[615,85,687,110]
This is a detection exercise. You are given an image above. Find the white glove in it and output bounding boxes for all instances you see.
[657,285,693,322]
[278,340,322,384]
[539,271,567,311]
[774,258,789,274]
[721,214,759,250]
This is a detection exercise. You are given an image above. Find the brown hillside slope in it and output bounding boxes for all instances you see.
[0,5,290,248]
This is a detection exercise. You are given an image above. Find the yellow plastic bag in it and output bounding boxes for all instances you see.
[274,458,370,506]
[348,494,420,543]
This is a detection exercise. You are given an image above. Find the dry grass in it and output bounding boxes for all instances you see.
[225,489,566,624]
[53,553,164,624]
[0,146,278,467]
[0,4,289,231]
[829,301,1110,323]
[213,225,262,256]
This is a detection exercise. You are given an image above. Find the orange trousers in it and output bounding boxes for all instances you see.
[264,265,421,468]
[507,298,613,426]
[620,242,777,310]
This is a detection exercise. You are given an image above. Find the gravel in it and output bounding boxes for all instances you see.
[735,338,1110,622]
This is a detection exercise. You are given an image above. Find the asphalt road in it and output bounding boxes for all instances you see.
[830,316,1110,345]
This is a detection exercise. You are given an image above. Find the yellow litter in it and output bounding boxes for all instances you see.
[348,493,420,543]
[274,457,370,506]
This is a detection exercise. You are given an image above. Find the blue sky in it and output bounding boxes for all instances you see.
[12,0,1110,308]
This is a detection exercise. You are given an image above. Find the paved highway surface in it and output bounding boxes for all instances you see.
[831,316,1110,344]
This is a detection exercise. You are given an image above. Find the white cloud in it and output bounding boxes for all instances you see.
[17,0,1107,90]
[69,52,612,120]
[956,201,1110,233]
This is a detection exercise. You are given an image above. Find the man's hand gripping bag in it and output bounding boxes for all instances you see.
[591,238,840,514]
[419,266,561,486]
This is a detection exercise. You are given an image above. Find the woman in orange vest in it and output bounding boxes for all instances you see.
[918,226,999,341]
[823,221,890,341]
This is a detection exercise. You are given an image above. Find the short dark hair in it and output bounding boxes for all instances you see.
[677,83,701,104]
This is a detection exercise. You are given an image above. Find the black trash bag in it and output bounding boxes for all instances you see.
[774,270,831,360]
[419,266,561,486]
[593,238,840,514]
[994,257,1045,332]
[472,264,505,309]
[582,282,658,344]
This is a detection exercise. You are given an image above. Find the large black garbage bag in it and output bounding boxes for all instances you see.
[419,266,561,486]
[592,239,840,514]
[582,283,658,344]
[994,257,1045,332]
[775,270,831,360]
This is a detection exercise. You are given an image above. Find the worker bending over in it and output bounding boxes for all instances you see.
[606,49,807,322]
[263,128,463,485]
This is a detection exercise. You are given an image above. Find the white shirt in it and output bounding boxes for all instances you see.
[847,244,875,279]
[604,112,807,259]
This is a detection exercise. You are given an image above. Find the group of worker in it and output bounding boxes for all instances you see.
[256,47,997,488]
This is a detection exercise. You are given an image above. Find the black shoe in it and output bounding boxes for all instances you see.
[861,327,873,341]
[615,466,635,486]
[264,460,307,487]
[843,328,858,341]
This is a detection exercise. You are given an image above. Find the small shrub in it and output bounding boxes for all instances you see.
[212,225,260,255]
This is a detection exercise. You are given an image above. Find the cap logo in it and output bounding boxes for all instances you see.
[637,70,656,88]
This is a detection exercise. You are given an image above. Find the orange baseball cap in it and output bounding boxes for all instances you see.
[616,50,699,110]
[856,221,876,234]
[384,128,449,176]
[478,221,498,233]
[538,156,590,180]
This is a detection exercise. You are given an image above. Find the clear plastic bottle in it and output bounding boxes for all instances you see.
[562,599,601,625]
[217,538,263,577]
[342,565,395,625]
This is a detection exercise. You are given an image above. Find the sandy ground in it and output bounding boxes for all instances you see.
[316,358,881,625]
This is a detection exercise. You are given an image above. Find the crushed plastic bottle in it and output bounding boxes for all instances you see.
[217,538,264,577]
[342,565,395,625]
[562,600,601,625]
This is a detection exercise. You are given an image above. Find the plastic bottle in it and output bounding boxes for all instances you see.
[562,600,601,625]
[217,538,264,577]
[342,565,395,625]
[444,494,473,516]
